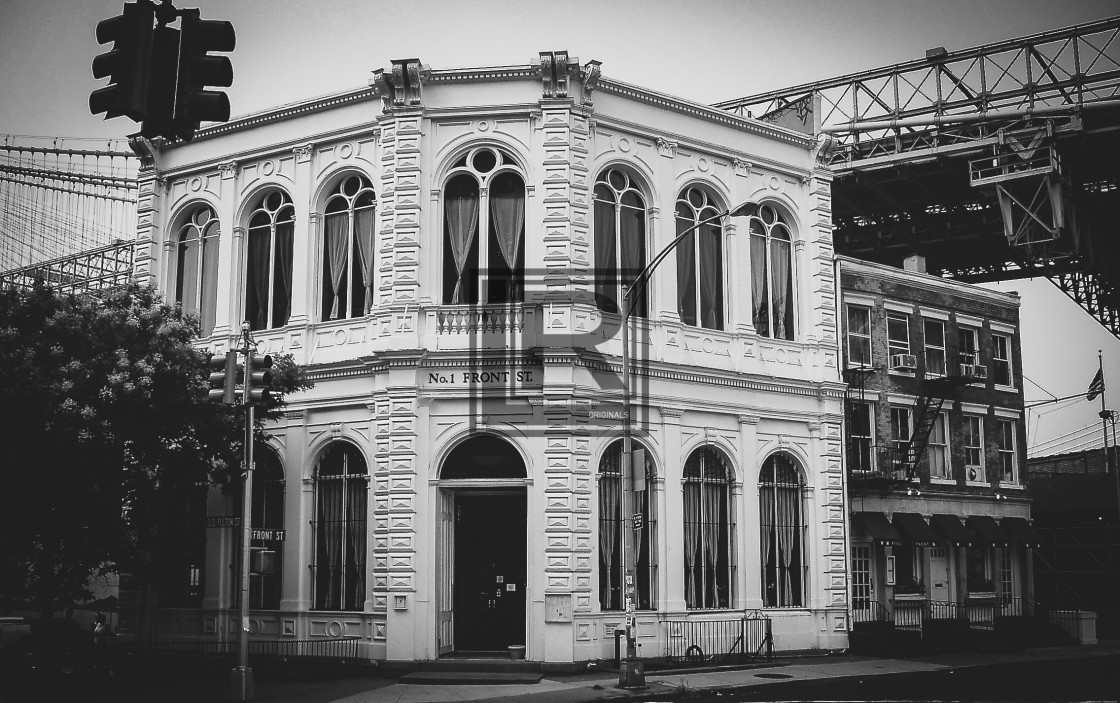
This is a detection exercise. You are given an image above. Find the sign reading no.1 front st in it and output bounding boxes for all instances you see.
[423,366,542,388]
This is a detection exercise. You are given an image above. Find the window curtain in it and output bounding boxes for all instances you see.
[345,476,367,610]
[355,207,376,314]
[751,232,768,335]
[776,484,799,606]
[598,463,620,609]
[698,223,722,330]
[684,479,702,607]
[444,189,479,304]
[620,206,645,317]
[676,214,696,326]
[315,479,343,610]
[248,228,271,330]
[178,234,199,316]
[772,237,792,340]
[702,476,725,606]
[759,482,775,606]
[594,199,617,313]
[274,222,294,327]
[490,186,525,302]
[324,213,348,319]
[200,223,219,336]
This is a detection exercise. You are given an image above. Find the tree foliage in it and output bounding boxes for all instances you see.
[0,282,310,614]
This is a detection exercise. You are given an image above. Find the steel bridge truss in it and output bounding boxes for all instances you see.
[717,16,1120,338]
[0,240,137,295]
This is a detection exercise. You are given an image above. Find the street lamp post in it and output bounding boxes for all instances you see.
[617,201,754,689]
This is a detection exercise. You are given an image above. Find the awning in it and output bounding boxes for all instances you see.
[966,515,1011,547]
[930,514,972,547]
[999,516,1040,548]
[852,512,902,545]
[892,512,939,546]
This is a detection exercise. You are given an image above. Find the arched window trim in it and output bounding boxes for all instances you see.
[758,451,807,608]
[748,202,796,340]
[593,167,649,317]
[682,445,735,610]
[312,441,369,612]
[321,174,376,320]
[173,204,219,336]
[245,190,295,330]
[441,146,526,305]
[675,186,726,330]
[597,439,658,611]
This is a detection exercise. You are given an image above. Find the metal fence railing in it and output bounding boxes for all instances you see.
[850,600,890,626]
[664,614,773,665]
[104,636,366,679]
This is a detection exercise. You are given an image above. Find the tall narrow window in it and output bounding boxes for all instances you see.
[598,440,656,610]
[593,169,647,317]
[322,175,376,320]
[250,446,284,609]
[760,453,805,608]
[175,205,220,336]
[848,401,874,473]
[847,305,872,367]
[887,312,910,358]
[313,442,368,611]
[992,334,1013,387]
[675,187,724,330]
[748,204,795,339]
[683,447,734,609]
[964,414,985,483]
[927,413,950,480]
[245,191,295,330]
[958,326,979,367]
[924,319,946,376]
[442,147,525,304]
[997,419,1018,484]
[891,406,912,454]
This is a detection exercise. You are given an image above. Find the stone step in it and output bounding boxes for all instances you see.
[398,670,544,685]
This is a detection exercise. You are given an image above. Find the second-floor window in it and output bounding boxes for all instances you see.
[992,334,1013,387]
[174,205,219,336]
[322,175,376,320]
[890,406,912,457]
[997,419,1018,484]
[887,312,910,359]
[964,414,985,482]
[848,402,874,473]
[442,147,525,305]
[924,319,946,375]
[246,191,294,331]
[593,169,647,317]
[748,204,794,340]
[927,413,950,480]
[847,305,872,367]
[959,326,979,367]
[675,187,724,330]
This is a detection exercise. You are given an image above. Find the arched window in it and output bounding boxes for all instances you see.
[675,187,724,330]
[593,169,647,316]
[683,446,734,609]
[442,147,525,305]
[598,440,657,611]
[174,205,219,336]
[322,175,376,320]
[759,453,806,607]
[748,204,795,340]
[312,442,368,611]
[245,190,295,330]
[250,446,284,610]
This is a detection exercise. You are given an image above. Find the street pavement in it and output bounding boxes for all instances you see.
[36,640,1120,703]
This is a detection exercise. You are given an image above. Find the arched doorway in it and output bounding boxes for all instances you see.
[437,434,527,655]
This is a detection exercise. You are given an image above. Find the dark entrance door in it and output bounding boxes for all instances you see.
[453,491,526,652]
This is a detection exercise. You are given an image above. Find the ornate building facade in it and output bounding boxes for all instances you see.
[132,53,848,662]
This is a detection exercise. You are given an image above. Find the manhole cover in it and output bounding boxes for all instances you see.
[754,672,793,679]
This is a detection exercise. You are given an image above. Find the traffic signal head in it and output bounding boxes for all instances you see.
[89,2,156,121]
[246,354,273,405]
[172,9,236,140]
[207,351,242,404]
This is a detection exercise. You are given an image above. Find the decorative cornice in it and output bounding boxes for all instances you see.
[837,255,1021,309]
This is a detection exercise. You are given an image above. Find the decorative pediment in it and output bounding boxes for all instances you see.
[372,58,427,109]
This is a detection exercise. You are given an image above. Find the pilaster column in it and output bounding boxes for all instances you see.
[659,407,685,611]
[287,145,314,326]
[737,414,763,609]
[211,163,239,338]
[280,411,309,614]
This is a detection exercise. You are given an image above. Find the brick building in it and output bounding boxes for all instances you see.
[838,255,1035,640]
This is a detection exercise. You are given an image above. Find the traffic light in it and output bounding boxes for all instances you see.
[245,354,273,405]
[171,9,235,141]
[89,1,156,121]
[208,351,242,404]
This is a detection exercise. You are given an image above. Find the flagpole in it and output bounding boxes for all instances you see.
[1098,350,1119,526]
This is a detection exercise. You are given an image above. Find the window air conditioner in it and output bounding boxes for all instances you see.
[891,353,918,371]
[970,364,988,379]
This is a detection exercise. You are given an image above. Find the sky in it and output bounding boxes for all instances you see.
[1,0,1118,455]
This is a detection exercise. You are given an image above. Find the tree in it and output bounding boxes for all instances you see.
[0,282,310,615]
